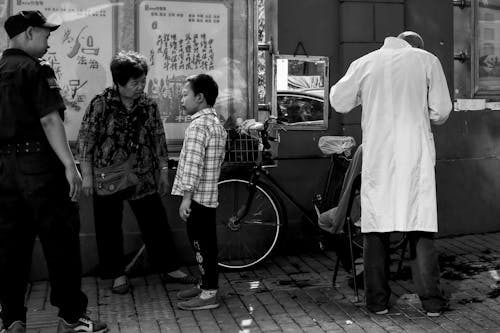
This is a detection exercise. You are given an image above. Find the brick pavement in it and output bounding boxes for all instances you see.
[9,232,500,332]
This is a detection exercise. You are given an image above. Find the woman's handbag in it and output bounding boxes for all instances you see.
[93,154,139,196]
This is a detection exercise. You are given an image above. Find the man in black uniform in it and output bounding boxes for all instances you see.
[0,11,107,333]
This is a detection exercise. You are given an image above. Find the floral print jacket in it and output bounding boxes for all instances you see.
[78,87,168,200]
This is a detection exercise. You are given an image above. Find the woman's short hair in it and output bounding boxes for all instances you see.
[110,51,148,86]
[186,74,219,107]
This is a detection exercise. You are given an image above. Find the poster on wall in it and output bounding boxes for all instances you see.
[138,0,229,142]
[12,0,114,142]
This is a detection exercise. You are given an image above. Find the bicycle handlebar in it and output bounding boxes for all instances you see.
[261,128,271,150]
[260,116,285,148]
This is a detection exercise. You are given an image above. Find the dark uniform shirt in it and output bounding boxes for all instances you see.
[0,48,66,142]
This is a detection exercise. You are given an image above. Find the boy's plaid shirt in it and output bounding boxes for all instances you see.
[172,108,227,208]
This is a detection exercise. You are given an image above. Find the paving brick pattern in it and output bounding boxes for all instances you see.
[11,232,500,332]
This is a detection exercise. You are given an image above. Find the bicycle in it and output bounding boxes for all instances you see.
[216,117,409,277]
[217,117,352,269]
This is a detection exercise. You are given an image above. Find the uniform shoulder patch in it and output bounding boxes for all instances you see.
[38,61,60,90]
[46,77,61,89]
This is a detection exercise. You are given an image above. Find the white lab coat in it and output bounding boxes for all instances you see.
[330,37,452,233]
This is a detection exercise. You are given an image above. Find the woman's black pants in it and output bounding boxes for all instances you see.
[93,192,180,279]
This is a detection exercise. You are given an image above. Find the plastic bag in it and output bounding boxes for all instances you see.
[318,136,356,156]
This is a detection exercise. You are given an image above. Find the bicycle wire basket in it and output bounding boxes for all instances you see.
[224,123,280,167]
[224,129,260,165]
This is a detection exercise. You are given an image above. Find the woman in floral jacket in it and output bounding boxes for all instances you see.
[78,51,196,293]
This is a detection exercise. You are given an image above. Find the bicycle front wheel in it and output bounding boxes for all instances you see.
[217,178,284,270]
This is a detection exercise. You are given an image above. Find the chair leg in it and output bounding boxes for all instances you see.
[332,255,341,287]
[346,217,359,302]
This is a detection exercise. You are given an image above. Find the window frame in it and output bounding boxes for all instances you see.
[471,0,500,97]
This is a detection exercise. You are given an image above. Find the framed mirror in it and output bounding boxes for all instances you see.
[272,55,329,130]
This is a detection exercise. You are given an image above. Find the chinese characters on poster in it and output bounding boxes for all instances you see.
[139,1,228,141]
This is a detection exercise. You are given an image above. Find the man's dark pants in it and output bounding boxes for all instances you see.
[364,231,446,313]
[93,192,181,278]
[186,200,218,290]
[0,151,87,327]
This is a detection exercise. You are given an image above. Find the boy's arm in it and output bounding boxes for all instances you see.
[178,124,208,193]
[179,191,193,221]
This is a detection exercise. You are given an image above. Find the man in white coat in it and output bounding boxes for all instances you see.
[329,31,451,316]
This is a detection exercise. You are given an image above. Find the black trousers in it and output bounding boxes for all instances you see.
[186,200,218,290]
[0,152,88,326]
[93,192,180,279]
[364,232,447,313]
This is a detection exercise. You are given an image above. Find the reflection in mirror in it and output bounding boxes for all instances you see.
[272,55,329,129]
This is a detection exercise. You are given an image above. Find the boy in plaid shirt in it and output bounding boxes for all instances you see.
[172,74,227,310]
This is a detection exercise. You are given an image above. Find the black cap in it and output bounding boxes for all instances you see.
[4,10,60,39]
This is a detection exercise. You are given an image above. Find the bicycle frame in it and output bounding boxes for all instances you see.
[228,156,338,231]
[225,118,353,228]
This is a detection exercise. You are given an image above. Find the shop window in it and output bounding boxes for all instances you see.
[136,0,258,149]
[454,0,500,98]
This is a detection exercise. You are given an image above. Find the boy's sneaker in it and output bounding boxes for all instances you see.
[374,309,389,315]
[177,286,202,300]
[57,314,108,333]
[426,311,442,317]
[177,295,219,310]
[0,321,26,333]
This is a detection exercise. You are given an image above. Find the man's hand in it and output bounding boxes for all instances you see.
[65,164,82,202]
[82,175,93,197]
[179,196,192,222]
[157,169,170,196]
[40,111,81,202]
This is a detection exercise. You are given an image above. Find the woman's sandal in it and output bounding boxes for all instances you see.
[112,277,130,294]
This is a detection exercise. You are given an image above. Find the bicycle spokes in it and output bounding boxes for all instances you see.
[217,179,283,270]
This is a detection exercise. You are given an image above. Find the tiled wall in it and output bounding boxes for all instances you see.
[337,0,404,143]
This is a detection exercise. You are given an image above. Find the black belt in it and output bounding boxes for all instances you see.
[0,141,48,154]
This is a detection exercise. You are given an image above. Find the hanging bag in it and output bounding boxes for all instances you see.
[93,152,139,196]
[93,98,141,196]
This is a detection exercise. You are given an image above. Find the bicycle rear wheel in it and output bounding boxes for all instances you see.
[217,178,284,270]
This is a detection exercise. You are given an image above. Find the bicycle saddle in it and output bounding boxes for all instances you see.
[239,119,264,132]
